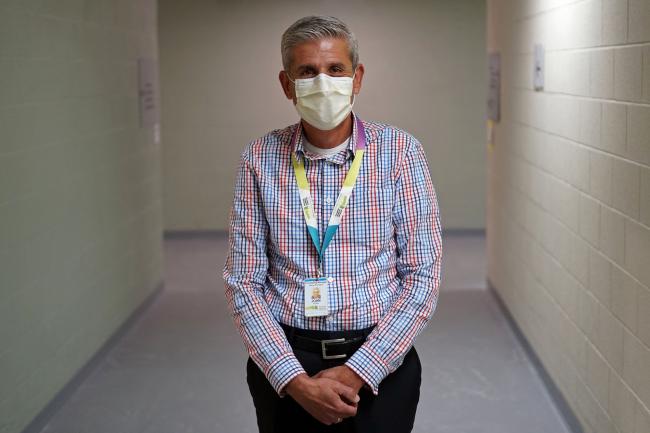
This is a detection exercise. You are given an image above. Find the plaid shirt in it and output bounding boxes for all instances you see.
[223,111,442,397]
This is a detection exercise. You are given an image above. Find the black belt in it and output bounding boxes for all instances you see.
[279,322,375,360]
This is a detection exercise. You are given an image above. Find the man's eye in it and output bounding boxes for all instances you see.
[330,68,349,77]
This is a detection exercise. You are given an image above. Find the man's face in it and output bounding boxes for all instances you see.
[279,37,364,103]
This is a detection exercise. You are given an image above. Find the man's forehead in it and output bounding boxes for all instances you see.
[290,37,352,68]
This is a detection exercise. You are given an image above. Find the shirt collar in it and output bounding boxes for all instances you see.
[292,111,360,166]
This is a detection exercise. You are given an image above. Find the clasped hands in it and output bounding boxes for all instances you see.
[285,365,366,425]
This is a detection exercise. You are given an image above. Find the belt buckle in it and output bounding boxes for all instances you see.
[321,338,347,360]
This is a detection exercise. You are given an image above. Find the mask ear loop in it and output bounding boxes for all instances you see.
[350,70,357,107]
[286,72,299,102]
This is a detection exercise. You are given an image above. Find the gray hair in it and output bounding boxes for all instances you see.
[281,16,359,72]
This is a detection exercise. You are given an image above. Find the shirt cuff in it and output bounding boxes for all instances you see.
[264,351,306,397]
[344,344,391,396]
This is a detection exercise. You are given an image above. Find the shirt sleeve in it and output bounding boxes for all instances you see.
[223,150,306,397]
[345,135,443,395]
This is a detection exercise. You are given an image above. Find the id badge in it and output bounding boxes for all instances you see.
[304,277,329,317]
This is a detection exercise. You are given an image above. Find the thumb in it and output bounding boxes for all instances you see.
[335,382,360,404]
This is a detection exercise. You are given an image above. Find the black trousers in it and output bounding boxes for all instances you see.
[246,334,421,433]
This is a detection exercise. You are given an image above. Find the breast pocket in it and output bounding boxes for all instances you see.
[348,181,395,252]
[258,180,303,229]
[278,207,305,235]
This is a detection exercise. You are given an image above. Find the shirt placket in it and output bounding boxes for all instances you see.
[319,159,330,274]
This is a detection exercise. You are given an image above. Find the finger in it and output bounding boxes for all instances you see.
[315,371,333,380]
[340,393,359,407]
[311,408,335,426]
[320,414,336,426]
[336,401,358,418]
[330,395,358,417]
[321,388,357,417]
[334,382,360,405]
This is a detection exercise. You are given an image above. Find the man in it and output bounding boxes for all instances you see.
[223,15,442,433]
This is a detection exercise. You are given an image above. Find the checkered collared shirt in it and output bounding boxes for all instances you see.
[223,111,442,396]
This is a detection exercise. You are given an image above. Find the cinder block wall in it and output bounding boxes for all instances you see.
[486,1,650,432]
[0,1,163,432]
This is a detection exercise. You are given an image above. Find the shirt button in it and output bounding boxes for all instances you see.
[325,197,333,205]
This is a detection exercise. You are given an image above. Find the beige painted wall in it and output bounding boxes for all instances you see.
[487,1,650,432]
[0,1,163,431]
[159,0,487,231]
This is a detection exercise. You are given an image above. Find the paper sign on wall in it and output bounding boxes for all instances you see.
[487,52,501,122]
[138,57,160,143]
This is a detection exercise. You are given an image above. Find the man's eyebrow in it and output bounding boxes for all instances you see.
[295,64,318,72]
[295,62,348,72]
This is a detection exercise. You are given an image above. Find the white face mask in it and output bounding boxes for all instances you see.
[288,72,356,131]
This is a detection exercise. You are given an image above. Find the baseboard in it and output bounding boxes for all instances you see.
[21,281,165,433]
[161,228,486,239]
[442,227,486,236]
[163,229,227,239]
[486,279,584,433]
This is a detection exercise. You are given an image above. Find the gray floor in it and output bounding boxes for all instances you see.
[38,232,572,433]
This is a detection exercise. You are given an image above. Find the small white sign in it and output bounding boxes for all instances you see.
[487,52,501,122]
[153,123,160,145]
[138,57,160,128]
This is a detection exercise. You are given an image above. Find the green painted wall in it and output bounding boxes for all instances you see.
[0,1,163,432]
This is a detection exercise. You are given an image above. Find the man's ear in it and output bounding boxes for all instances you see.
[278,70,295,101]
[352,63,365,95]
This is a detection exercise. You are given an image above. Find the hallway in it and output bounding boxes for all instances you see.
[2,1,650,432]
[36,233,572,433]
